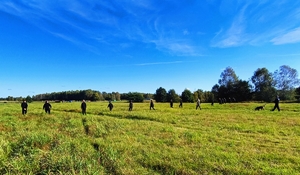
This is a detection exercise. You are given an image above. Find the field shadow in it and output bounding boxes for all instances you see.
[139,161,180,175]
[64,109,81,113]
[95,143,118,175]
[82,118,90,135]
[55,109,81,113]
[97,112,162,123]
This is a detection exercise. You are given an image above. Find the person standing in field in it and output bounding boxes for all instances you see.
[43,100,52,114]
[81,100,87,115]
[170,99,173,108]
[21,100,28,115]
[272,95,280,111]
[179,99,183,108]
[107,101,114,111]
[129,100,133,111]
[150,99,155,110]
[196,98,201,110]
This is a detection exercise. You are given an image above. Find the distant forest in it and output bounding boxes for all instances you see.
[2,65,300,103]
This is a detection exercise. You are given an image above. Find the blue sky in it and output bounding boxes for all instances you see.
[1,0,300,98]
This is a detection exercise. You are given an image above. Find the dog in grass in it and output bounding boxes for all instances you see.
[255,104,266,111]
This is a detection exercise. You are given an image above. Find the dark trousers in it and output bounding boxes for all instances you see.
[22,109,27,115]
[45,109,51,114]
[82,109,86,115]
[272,104,280,111]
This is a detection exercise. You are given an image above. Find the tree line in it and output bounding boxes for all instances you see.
[211,65,300,102]
[29,90,153,102]
[0,90,153,103]
[151,65,300,103]
[2,65,299,103]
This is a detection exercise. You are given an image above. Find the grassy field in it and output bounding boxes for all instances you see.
[0,101,299,174]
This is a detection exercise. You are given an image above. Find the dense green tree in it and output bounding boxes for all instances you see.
[127,92,144,102]
[296,86,300,95]
[181,89,194,102]
[143,93,153,100]
[154,87,167,102]
[211,84,220,100]
[111,92,116,101]
[102,92,109,100]
[25,95,33,103]
[251,68,276,102]
[15,97,23,101]
[218,67,239,87]
[212,66,252,102]
[91,92,102,101]
[194,89,214,103]
[115,92,121,101]
[167,89,180,102]
[7,96,13,101]
[215,67,240,100]
[217,85,228,99]
[232,80,252,101]
[84,89,94,100]
[273,65,300,100]
[193,89,203,101]
[203,91,215,103]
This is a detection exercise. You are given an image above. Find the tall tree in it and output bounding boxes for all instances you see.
[25,95,33,103]
[193,89,204,101]
[143,93,153,100]
[251,68,276,102]
[84,89,94,100]
[218,67,239,87]
[211,84,220,99]
[154,87,167,102]
[181,89,194,102]
[233,80,252,101]
[167,89,180,102]
[115,92,121,101]
[216,67,239,99]
[91,92,101,101]
[273,65,300,100]
[127,92,144,102]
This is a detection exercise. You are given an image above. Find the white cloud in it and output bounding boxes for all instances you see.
[271,27,300,45]
[211,6,248,48]
[153,39,201,56]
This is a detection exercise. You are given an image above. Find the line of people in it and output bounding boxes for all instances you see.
[20,96,280,115]
[21,100,52,115]
[20,98,198,115]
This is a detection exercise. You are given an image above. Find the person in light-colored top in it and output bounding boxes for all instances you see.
[196,98,201,110]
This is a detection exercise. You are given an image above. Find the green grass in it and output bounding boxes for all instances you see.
[0,101,299,174]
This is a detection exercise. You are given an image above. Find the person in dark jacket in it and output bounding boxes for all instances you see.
[21,100,28,115]
[179,99,183,108]
[81,100,87,115]
[107,101,113,111]
[170,99,173,108]
[272,96,280,111]
[150,99,155,110]
[43,101,52,114]
[129,100,133,111]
